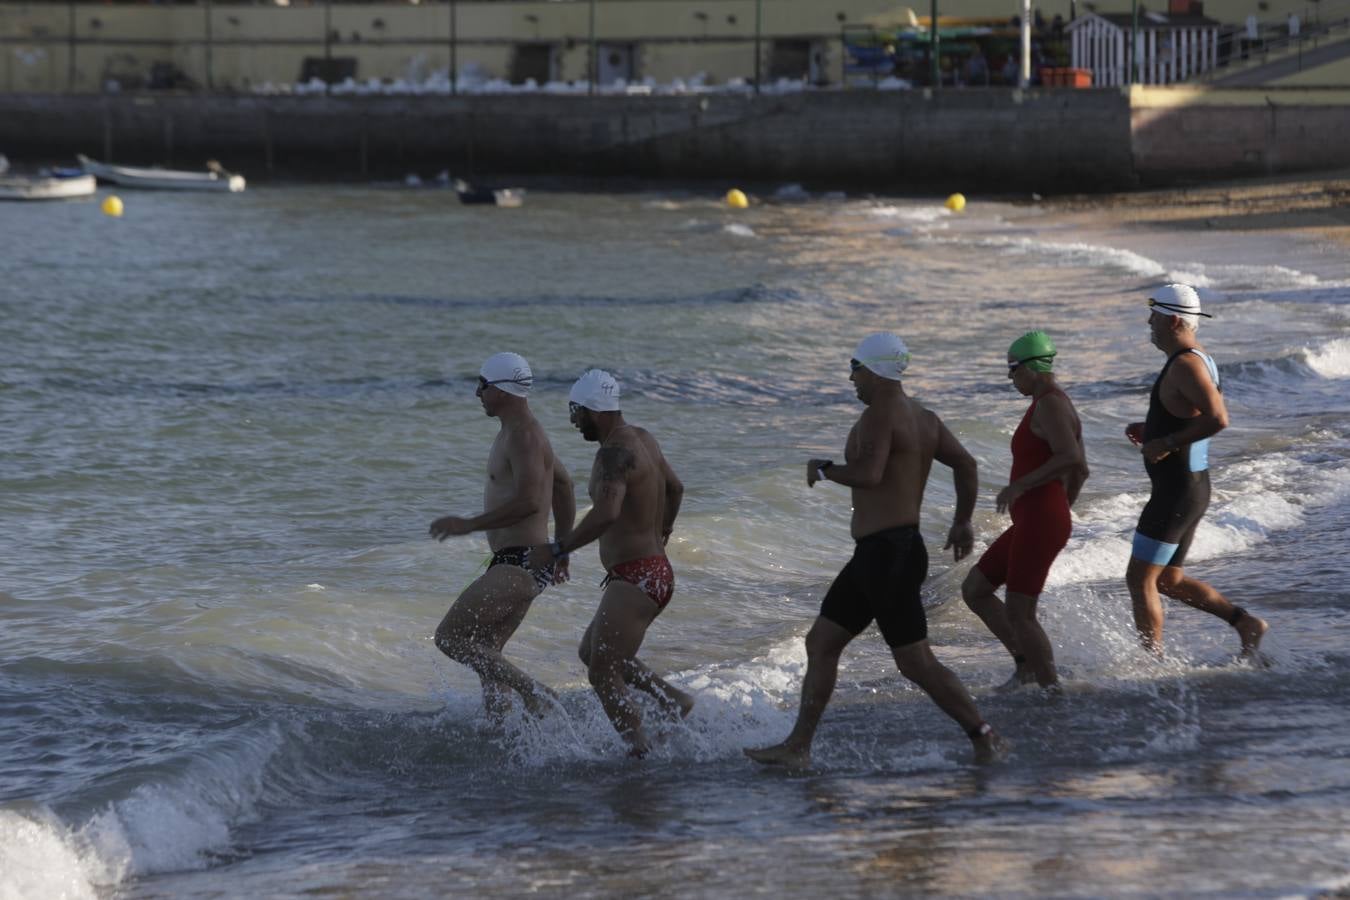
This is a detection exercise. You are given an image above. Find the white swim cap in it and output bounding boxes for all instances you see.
[479,352,533,398]
[853,332,911,381]
[1148,283,1210,330]
[569,368,621,412]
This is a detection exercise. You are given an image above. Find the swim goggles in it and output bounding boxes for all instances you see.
[1148,297,1212,318]
[476,375,533,393]
[1007,355,1055,373]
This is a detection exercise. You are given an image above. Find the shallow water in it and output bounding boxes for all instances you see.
[3,185,1349,898]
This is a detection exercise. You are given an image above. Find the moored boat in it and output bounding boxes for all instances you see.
[78,154,246,192]
[0,172,97,201]
[454,178,524,208]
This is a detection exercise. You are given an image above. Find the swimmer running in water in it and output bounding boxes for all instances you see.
[962,331,1088,690]
[530,369,694,757]
[745,333,1005,769]
[430,352,576,718]
[1124,284,1269,659]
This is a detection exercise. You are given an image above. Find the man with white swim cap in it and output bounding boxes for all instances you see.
[1125,285,1269,659]
[531,368,692,757]
[429,352,577,717]
[746,333,1006,769]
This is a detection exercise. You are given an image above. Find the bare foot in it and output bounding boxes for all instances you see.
[972,727,1010,764]
[627,744,650,760]
[744,742,812,770]
[995,666,1036,693]
[520,683,560,718]
[1236,614,1269,662]
[652,685,696,720]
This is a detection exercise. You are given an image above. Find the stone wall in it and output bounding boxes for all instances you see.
[1130,85,1350,182]
[0,90,1136,193]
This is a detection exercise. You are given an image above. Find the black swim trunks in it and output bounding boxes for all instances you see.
[488,546,555,591]
[819,525,929,648]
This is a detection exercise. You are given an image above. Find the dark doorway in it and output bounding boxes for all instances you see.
[510,43,555,84]
[769,39,812,81]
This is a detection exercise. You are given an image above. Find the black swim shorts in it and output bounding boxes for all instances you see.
[819,525,929,648]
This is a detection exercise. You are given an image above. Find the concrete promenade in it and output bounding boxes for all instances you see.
[1,87,1347,191]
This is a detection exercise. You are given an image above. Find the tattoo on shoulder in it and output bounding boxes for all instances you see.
[596,446,637,481]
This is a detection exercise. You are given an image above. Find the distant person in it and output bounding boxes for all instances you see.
[430,352,575,718]
[962,47,990,86]
[1125,285,1269,659]
[746,334,1005,769]
[962,332,1087,689]
[531,369,692,757]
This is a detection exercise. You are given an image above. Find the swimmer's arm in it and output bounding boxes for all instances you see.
[934,418,977,560]
[1170,354,1229,442]
[1000,394,1088,510]
[1142,356,1228,462]
[816,409,891,488]
[659,453,683,541]
[554,446,634,555]
[551,462,576,544]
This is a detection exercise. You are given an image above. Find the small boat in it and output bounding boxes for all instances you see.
[78,154,246,192]
[454,179,524,208]
[0,171,97,201]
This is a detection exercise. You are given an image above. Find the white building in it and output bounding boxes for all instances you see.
[1068,9,1223,85]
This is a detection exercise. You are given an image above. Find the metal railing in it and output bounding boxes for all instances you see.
[1194,0,1350,82]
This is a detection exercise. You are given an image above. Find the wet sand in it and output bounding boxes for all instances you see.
[1041,168,1350,247]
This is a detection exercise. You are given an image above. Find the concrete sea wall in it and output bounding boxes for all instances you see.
[0,87,1347,191]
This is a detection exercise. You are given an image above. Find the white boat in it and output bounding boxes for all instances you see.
[78,154,246,192]
[0,172,97,201]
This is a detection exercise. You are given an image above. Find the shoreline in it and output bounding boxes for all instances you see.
[1038,169,1350,247]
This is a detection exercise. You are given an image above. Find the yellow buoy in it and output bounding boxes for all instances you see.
[101,195,124,218]
[944,192,966,213]
[725,188,749,210]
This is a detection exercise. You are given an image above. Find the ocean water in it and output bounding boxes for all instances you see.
[3,185,1349,899]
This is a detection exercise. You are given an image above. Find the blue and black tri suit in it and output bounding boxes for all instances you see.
[1132,349,1221,568]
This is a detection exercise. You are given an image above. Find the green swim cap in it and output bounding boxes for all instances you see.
[1008,331,1056,373]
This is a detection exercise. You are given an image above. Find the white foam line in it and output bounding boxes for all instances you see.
[1304,336,1350,379]
[921,234,1166,278]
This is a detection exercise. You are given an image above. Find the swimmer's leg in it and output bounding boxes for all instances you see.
[1157,567,1269,660]
[892,638,1007,763]
[578,622,693,718]
[1126,556,1168,655]
[585,581,662,756]
[745,616,854,769]
[1006,591,1057,688]
[436,565,556,716]
[962,567,1031,687]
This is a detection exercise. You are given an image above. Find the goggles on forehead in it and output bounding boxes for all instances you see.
[1148,297,1212,318]
[849,358,863,373]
